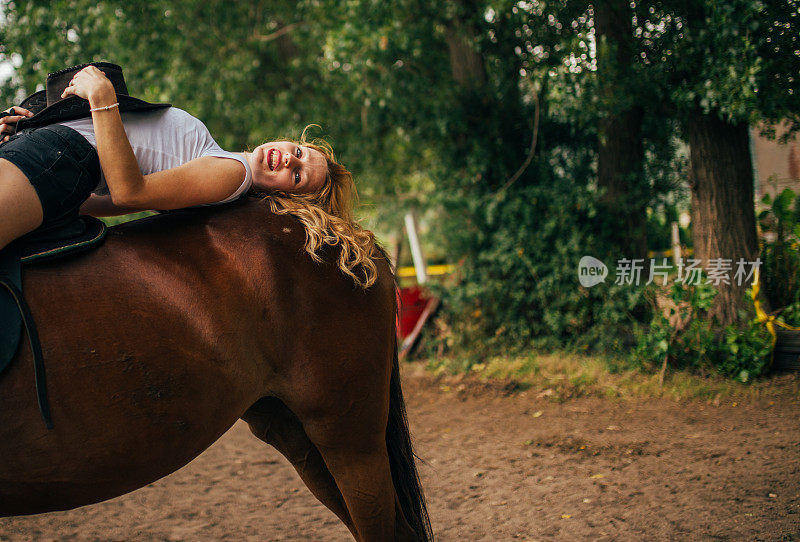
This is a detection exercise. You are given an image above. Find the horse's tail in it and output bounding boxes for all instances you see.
[386,332,433,541]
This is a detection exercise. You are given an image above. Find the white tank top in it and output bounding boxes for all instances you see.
[57,107,252,205]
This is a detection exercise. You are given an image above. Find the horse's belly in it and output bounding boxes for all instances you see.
[0,342,256,516]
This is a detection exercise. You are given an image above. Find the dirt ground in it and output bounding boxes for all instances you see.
[1,365,799,541]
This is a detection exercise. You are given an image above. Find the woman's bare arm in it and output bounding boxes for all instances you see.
[61,66,145,207]
[62,66,244,210]
[79,194,142,217]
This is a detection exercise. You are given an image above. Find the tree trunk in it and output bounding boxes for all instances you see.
[594,0,648,260]
[688,111,759,326]
[443,4,529,188]
[445,25,486,89]
[597,107,647,258]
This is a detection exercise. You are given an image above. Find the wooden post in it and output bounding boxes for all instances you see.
[671,221,682,266]
[404,212,428,285]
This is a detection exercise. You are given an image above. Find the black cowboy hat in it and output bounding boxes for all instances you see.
[10,61,171,131]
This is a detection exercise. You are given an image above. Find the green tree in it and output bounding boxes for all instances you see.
[318,1,655,349]
[0,0,373,175]
[6,0,792,359]
[636,0,800,326]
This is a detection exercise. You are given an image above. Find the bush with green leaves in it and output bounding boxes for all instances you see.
[427,178,651,358]
[711,318,773,383]
[632,281,716,372]
[631,280,773,382]
[758,187,800,312]
[780,301,800,327]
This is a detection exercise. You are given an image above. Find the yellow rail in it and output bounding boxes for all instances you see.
[397,251,695,278]
[396,264,456,278]
[397,250,695,278]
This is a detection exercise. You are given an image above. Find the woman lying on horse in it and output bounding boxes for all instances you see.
[0,63,432,541]
[0,62,377,287]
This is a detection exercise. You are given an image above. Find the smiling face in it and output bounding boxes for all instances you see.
[248,140,328,194]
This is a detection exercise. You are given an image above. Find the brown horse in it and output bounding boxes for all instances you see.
[0,197,432,541]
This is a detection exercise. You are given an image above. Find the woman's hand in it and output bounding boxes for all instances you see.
[0,106,33,143]
[60,65,116,106]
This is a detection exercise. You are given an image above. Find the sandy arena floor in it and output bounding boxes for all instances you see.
[1,366,799,541]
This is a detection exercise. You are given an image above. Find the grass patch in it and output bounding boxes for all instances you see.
[423,350,800,402]
[100,211,158,227]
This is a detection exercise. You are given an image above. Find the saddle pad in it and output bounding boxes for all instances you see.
[21,214,107,263]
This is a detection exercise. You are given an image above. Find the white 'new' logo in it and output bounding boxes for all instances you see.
[578,256,607,287]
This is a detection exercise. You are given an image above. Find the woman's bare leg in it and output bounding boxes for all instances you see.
[0,158,43,251]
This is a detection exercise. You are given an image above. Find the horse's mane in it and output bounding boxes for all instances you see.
[257,194,385,289]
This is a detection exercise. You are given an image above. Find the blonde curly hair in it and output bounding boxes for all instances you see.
[250,127,381,289]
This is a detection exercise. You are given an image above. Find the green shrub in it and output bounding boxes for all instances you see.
[429,179,650,357]
[631,281,717,372]
[631,280,773,382]
[758,187,800,311]
[711,319,773,383]
[780,301,800,327]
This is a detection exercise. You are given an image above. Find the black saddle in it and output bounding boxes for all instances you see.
[0,215,107,428]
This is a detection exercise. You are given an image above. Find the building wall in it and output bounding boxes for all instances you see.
[751,123,800,200]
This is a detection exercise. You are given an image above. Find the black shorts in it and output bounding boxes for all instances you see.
[0,124,100,227]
